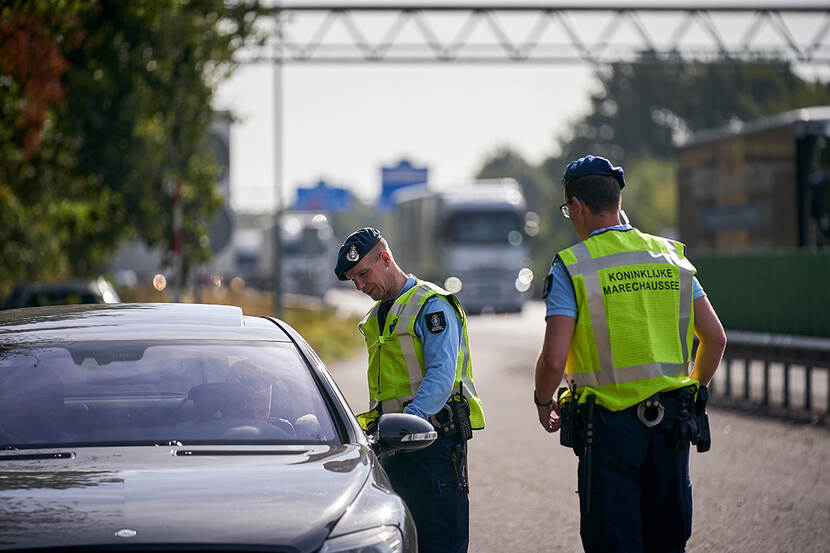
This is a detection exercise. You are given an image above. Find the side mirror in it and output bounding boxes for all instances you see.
[374,413,436,456]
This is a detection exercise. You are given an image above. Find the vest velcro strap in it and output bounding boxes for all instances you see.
[380,397,413,413]
[569,361,691,387]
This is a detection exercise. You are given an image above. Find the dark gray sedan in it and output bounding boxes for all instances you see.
[0,303,435,552]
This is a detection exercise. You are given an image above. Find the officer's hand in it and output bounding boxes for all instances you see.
[537,401,561,433]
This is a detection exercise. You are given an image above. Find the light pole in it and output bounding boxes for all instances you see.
[272,16,284,317]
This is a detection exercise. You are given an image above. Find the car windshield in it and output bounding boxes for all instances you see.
[0,341,340,448]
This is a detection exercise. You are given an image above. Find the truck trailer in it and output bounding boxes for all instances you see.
[675,107,830,337]
[390,179,533,314]
[676,106,830,251]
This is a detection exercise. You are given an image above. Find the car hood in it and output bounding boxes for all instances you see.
[0,444,376,551]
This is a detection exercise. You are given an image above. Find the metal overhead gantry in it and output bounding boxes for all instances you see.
[259,4,830,315]
[249,4,830,65]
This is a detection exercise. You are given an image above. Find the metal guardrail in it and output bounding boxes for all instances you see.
[709,331,830,424]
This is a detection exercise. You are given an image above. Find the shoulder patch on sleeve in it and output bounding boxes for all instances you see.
[425,311,447,333]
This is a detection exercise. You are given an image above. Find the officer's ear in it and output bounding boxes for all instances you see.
[379,251,391,267]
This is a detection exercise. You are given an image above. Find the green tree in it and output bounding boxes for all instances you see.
[477,59,830,289]
[619,156,677,236]
[0,1,264,298]
[476,148,578,285]
[550,58,830,169]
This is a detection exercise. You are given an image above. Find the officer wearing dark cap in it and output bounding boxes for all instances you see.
[335,227,485,553]
[533,155,727,552]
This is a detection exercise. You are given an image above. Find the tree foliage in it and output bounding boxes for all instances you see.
[0,0,264,297]
[477,59,830,286]
[550,58,830,168]
[618,156,676,237]
[476,147,578,282]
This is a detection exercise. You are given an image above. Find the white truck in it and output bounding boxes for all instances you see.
[278,212,337,297]
[391,179,533,314]
[231,211,337,296]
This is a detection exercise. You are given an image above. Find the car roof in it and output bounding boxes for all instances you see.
[0,303,292,343]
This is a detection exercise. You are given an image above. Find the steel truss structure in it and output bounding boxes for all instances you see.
[244,4,830,65]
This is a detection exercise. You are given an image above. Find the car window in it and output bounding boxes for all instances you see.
[0,341,340,447]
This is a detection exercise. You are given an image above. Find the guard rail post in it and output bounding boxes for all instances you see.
[805,366,813,411]
[705,331,830,423]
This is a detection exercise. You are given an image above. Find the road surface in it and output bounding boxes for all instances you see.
[325,300,830,553]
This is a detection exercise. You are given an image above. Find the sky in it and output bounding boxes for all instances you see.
[213,1,830,213]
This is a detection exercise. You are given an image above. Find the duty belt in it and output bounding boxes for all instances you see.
[429,404,456,436]
[631,387,696,430]
[637,396,665,427]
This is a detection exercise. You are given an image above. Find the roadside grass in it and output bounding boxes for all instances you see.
[118,285,364,362]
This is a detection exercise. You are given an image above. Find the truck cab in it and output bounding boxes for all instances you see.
[393,180,533,314]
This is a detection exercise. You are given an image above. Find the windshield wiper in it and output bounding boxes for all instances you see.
[174,449,308,457]
[0,451,75,461]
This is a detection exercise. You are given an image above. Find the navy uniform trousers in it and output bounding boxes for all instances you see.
[578,404,693,553]
[382,432,469,553]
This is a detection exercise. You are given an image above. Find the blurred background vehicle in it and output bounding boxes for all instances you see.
[278,212,338,296]
[1,277,120,310]
[675,107,830,337]
[392,179,534,314]
[677,106,830,251]
[0,302,434,552]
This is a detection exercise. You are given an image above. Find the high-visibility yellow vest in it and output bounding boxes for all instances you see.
[558,228,698,411]
[357,278,485,429]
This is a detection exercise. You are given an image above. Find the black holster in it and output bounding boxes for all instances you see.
[431,382,473,443]
[639,385,711,453]
[557,388,597,515]
[692,386,711,453]
[558,386,577,449]
[578,394,597,515]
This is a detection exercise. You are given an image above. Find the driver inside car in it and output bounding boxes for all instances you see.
[222,360,275,421]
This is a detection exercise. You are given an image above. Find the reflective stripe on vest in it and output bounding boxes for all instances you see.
[560,230,697,409]
[359,279,484,429]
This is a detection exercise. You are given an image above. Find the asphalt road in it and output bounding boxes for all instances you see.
[326,301,830,553]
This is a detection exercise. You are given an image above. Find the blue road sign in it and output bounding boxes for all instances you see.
[379,159,428,210]
[295,180,353,212]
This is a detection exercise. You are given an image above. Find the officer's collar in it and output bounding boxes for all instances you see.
[589,224,632,238]
[391,275,417,302]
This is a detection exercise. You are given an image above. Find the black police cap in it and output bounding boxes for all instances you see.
[334,227,382,281]
[562,155,626,190]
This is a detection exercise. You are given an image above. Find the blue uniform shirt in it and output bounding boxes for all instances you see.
[545,225,705,318]
[388,277,461,420]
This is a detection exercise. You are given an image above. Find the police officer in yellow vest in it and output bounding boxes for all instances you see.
[335,227,484,553]
[533,156,727,553]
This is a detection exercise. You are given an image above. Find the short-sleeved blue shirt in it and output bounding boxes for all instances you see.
[544,225,705,318]
[386,277,462,420]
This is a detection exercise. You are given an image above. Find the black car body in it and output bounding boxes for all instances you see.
[1,277,120,310]
[0,303,435,552]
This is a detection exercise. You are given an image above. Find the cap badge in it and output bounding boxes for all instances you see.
[346,244,360,262]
